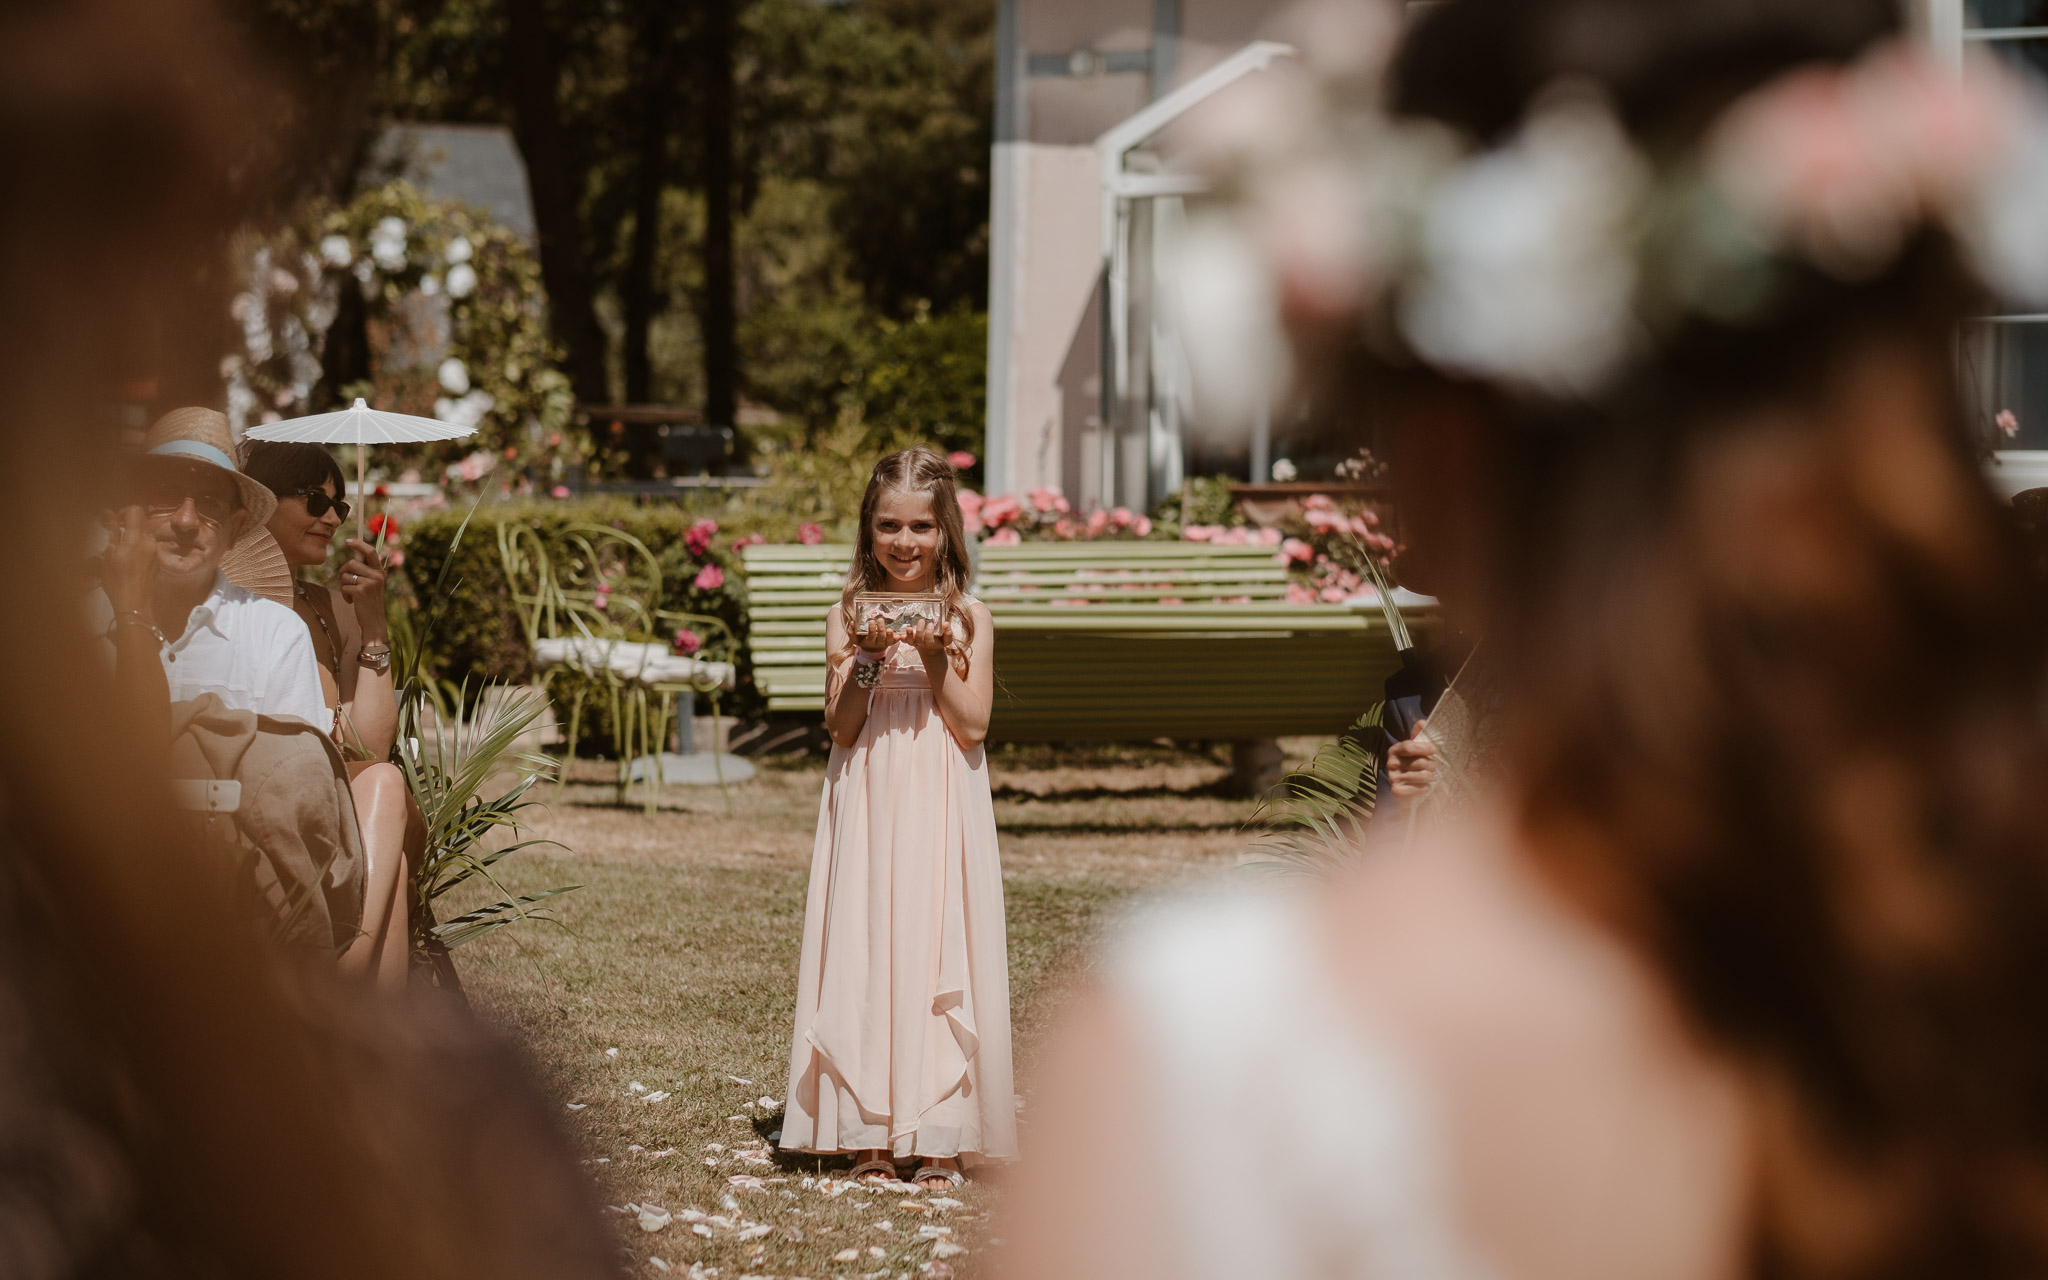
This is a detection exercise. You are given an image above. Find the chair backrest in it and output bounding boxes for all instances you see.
[497,520,667,648]
[739,544,852,711]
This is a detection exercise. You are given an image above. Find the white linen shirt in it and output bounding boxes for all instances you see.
[93,572,332,732]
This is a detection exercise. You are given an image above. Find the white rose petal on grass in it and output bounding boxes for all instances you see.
[648,1259,671,1274]
[565,1102,586,1111]
[637,1205,673,1232]
[756,1096,780,1109]
[916,1225,952,1240]
[606,1048,620,1058]
[629,1081,647,1094]
[691,1223,712,1237]
[641,1091,671,1103]
[872,1219,894,1232]
[705,1144,726,1154]
[868,1245,887,1258]
[720,1194,740,1212]
[927,1198,962,1212]
[650,1148,678,1158]
[727,1076,753,1086]
[930,1241,967,1259]
[833,1249,860,1263]
[737,1224,772,1242]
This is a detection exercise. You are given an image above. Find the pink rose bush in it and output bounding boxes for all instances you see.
[684,517,718,558]
[958,489,1154,543]
[672,627,703,656]
[798,522,824,545]
[692,564,725,591]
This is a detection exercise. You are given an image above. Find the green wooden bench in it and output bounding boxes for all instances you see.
[739,541,1433,743]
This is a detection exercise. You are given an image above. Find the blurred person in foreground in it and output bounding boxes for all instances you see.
[242,441,416,988]
[0,2,612,1276]
[1005,1,2048,1278]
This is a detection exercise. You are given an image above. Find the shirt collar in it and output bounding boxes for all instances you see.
[182,570,233,641]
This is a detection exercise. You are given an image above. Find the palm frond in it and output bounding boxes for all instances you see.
[430,887,580,949]
[1241,703,1385,878]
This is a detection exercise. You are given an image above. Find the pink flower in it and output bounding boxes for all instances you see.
[1281,537,1314,564]
[1998,408,2021,437]
[1132,515,1152,537]
[693,564,725,591]
[1053,518,1078,539]
[1182,524,1216,542]
[948,450,977,470]
[1257,527,1282,546]
[1086,508,1110,538]
[729,532,766,551]
[1110,506,1133,528]
[685,517,718,557]
[1159,596,1184,606]
[1304,507,1340,531]
[1319,585,1347,603]
[985,527,1021,546]
[798,522,824,545]
[980,495,1021,527]
[1028,487,1069,515]
[592,591,610,611]
[1302,494,1335,511]
[1284,583,1316,604]
[672,628,703,656]
[961,508,984,535]
[957,490,983,513]
[1218,527,1250,545]
[550,484,571,498]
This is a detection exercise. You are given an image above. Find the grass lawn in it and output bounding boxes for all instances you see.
[445,740,1308,1280]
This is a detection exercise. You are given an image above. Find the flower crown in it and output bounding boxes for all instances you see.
[1178,31,2048,403]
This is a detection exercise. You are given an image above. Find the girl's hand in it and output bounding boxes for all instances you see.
[901,618,949,663]
[855,615,895,654]
[337,538,389,634]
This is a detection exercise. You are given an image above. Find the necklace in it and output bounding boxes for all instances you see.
[294,579,342,679]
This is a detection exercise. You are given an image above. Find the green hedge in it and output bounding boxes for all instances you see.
[399,499,771,753]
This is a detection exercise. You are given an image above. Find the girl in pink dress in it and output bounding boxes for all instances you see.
[781,448,1016,1189]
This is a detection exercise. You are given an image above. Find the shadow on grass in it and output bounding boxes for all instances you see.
[991,779,1236,803]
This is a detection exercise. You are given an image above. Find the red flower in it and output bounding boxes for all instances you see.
[366,513,401,537]
[685,517,718,558]
[672,628,703,656]
[798,522,824,545]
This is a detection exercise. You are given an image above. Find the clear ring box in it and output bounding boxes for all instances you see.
[854,590,945,634]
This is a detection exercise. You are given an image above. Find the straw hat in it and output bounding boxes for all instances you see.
[138,407,277,528]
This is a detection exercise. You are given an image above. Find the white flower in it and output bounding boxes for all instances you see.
[436,391,496,435]
[1270,457,1297,482]
[1401,89,1647,397]
[1171,213,1293,437]
[370,216,408,272]
[419,273,441,296]
[445,235,474,264]
[319,234,353,268]
[445,263,478,298]
[437,357,471,395]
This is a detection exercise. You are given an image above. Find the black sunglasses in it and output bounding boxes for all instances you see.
[282,488,352,521]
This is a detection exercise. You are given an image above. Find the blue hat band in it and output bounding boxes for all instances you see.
[148,439,238,472]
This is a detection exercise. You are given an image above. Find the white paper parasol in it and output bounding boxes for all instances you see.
[244,397,475,542]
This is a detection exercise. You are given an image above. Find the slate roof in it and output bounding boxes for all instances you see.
[368,123,536,238]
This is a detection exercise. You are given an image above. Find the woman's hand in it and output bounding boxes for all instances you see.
[337,537,390,637]
[101,504,159,617]
[1388,717,1438,799]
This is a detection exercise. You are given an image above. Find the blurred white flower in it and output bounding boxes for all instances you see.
[445,235,474,264]
[1172,213,1293,437]
[1402,90,1646,397]
[438,357,471,395]
[445,263,478,298]
[419,273,441,296]
[370,216,408,272]
[267,267,299,297]
[1270,458,1298,482]
[319,234,353,268]
[435,390,496,435]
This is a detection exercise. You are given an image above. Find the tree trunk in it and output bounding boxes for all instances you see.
[701,0,738,436]
[505,0,611,406]
[622,16,677,478]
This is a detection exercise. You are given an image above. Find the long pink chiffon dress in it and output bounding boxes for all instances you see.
[781,620,1018,1162]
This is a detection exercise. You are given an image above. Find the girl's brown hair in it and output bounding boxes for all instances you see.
[839,448,977,667]
[1379,0,2048,1273]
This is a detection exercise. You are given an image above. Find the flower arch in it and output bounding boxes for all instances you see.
[223,180,582,488]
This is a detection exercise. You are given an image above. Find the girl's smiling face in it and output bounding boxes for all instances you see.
[871,487,941,590]
[268,476,343,568]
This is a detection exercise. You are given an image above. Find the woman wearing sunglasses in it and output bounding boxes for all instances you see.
[243,440,413,990]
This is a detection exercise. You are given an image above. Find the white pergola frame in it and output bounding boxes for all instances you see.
[1093,40,1297,511]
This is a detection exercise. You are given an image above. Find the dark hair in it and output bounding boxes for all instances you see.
[1385,1,2048,1274]
[241,439,345,500]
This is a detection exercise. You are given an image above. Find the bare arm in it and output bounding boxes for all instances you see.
[823,605,894,749]
[333,538,396,759]
[902,601,994,752]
